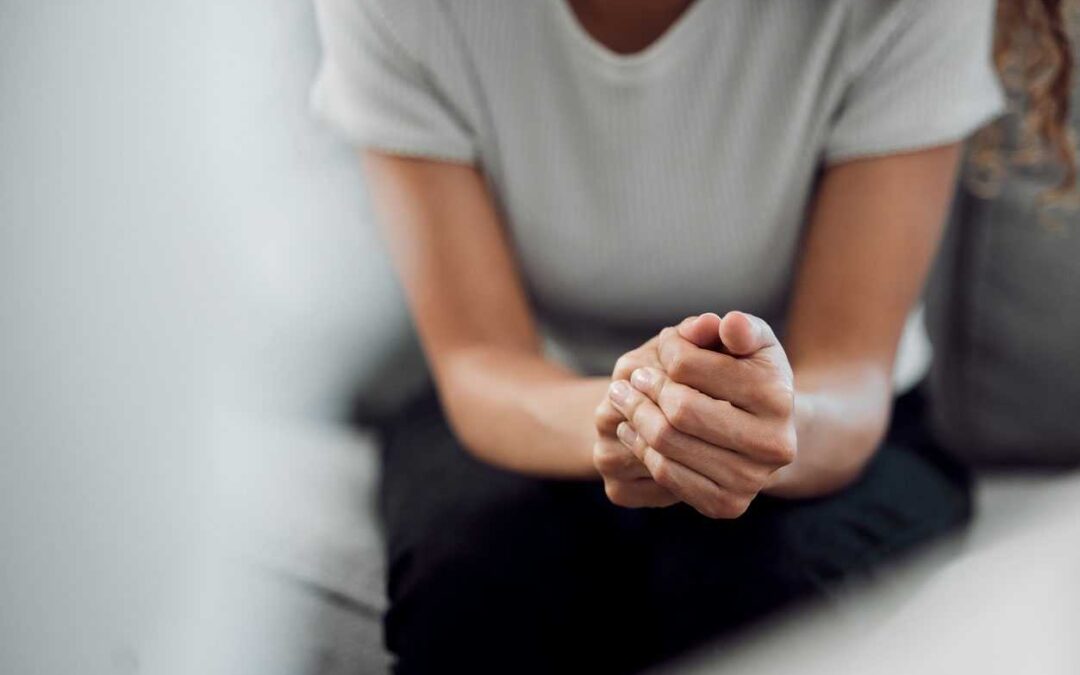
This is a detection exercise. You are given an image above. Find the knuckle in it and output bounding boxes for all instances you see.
[592,445,616,473]
[666,347,693,381]
[613,355,636,380]
[595,416,618,437]
[701,492,750,520]
[651,420,679,452]
[665,391,694,430]
[649,455,674,487]
[752,435,780,463]
[630,402,651,430]
[777,429,798,465]
[750,463,774,489]
[604,480,630,506]
[593,402,612,426]
[726,494,753,518]
[698,493,729,520]
[596,454,620,475]
[697,499,723,520]
[759,429,797,465]
[759,381,794,417]
[594,441,633,474]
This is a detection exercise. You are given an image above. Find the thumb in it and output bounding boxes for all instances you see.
[719,311,779,356]
[676,313,723,349]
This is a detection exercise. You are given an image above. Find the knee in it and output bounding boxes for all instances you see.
[383,480,583,662]
[388,478,572,599]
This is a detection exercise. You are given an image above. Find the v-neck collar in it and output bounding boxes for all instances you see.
[550,0,713,75]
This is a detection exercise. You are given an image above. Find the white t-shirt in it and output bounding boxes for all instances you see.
[311,0,1004,377]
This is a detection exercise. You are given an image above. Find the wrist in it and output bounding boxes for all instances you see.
[761,388,875,499]
[524,375,611,478]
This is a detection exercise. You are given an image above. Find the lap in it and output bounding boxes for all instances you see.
[375,387,971,672]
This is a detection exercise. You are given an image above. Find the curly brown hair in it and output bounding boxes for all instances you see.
[969,0,1079,205]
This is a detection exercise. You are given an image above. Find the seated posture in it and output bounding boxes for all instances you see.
[308,0,1058,672]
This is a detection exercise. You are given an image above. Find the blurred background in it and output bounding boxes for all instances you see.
[2,1,417,672]
[2,2,1079,675]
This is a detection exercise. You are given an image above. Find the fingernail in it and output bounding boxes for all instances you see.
[630,367,655,389]
[609,380,631,406]
[616,422,638,446]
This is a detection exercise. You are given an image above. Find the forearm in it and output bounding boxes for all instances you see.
[761,146,960,498]
[435,346,607,478]
[764,362,892,498]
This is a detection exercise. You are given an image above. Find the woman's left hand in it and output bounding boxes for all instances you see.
[607,312,797,519]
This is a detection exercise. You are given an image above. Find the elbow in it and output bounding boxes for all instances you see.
[772,404,890,499]
[826,408,891,489]
[435,380,492,460]
[431,359,510,468]
[821,411,892,494]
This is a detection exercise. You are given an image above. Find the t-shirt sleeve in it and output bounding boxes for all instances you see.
[309,0,477,163]
[824,0,1005,163]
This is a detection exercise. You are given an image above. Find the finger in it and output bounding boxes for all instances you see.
[610,383,732,480]
[612,336,662,381]
[607,379,647,429]
[719,311,780,357]
[610,378,721,463]
[603,478,680,509]
[618,416,768,495]
[641,447,752,520]
[676,313,723,350]
[593,436,652,480]
[611,390,757,516]
[594,398,625,435]
[626,367,795,466]
[612,375,738,453]
[656,331,793,417]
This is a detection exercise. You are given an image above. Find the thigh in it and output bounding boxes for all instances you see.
[376,390,647,674]
[629,389,972,658]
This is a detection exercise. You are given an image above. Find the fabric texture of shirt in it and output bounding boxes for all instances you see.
[310,0,1004,377]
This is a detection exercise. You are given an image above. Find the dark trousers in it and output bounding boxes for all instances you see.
[375,387,971,674]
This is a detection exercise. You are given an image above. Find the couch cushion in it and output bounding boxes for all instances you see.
[926,137,1080,464]
[218,415,386,613]
[659,468,1080,674]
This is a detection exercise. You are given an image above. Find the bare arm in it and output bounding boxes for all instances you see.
[364,143,960,496]
[362,151,604,477]
[768,143,963,497]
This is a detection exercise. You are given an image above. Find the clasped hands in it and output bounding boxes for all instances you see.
[594,312,797,519]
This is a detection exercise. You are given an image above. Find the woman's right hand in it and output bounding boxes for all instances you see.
[593,334,680,507]
[593,316,723,508]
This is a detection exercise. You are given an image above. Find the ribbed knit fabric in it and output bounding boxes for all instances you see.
[311,0,1004,377]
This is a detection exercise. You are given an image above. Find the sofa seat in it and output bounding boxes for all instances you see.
[227,412,1080,675]
[662,468,1080,674]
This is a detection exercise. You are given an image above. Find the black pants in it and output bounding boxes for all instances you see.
[375,387,971,674]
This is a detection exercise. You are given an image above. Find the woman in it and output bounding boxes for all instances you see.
[309,1,1059,672]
